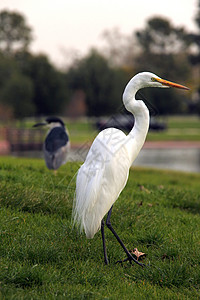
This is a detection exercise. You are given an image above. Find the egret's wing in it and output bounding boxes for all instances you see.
[73,128,131,238]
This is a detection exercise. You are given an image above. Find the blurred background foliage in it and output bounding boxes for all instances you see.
[0,1,199,121]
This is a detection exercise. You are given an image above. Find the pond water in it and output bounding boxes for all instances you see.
[133,148,200,173]
[13,147,200,173]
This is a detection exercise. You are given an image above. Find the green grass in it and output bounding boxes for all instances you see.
[167,116,200,129]
[9,115,200,144]
[66,116,200,144]
[0,157,200,298]
[147,116,200,141]
[67,120,96,143]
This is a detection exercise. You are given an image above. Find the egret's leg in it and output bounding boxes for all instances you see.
[101,220,109,265]
[106,206,144,267]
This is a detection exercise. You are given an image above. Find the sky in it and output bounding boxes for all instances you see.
[0,0,198,67]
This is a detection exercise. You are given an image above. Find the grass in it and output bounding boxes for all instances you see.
[0,156,200,299]
[67,119,96,144]
[147,116,200,142]
[66,116,200,144]
[5,115,199,144]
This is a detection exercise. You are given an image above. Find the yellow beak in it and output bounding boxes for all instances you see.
[155,78,189,90]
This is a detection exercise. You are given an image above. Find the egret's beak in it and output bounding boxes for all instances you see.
[155,78,189,90]
[33,122,47,128]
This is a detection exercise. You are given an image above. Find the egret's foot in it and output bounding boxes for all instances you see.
[116,255,145,267]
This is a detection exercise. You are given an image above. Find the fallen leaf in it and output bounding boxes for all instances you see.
[161,253,168,260]
[161,253,174,261]
[139,185,151,194]
[137,201,143,207]
[130,248,146,261]
[147,203,153,207]
[158,185,164,190]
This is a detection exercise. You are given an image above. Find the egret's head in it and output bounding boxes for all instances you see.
[136,72,189,90]
[123,72,189,114]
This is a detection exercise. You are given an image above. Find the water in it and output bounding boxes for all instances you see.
[67,147,200,173]
[12,147,200,173]
[133,148,200,173]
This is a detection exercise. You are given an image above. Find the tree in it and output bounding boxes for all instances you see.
[0,53,35,118]
[134,17,191,115]
[18,53,68,115]
[1,74,34,118]
[67,50,129,116]
[101,28,136,68]
[0,10,32,55]
[188,0,200,114]
[135,17,191,78]
[189,0,200,66]
[136,17,190,55]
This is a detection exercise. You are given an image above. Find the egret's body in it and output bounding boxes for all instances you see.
[34,117,70,171]
[73,72,188,265]
[75,104,149,239]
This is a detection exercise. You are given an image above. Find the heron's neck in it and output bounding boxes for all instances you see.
[123,89,150,163]
[49,122,63,129]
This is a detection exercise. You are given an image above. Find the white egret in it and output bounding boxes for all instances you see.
[33,117,70,171]
[73,72,189,266]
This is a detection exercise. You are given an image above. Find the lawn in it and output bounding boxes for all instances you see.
[66,116,200,144]
[2,115,199,145]
[0,156,200,299]
[147,116,200,141]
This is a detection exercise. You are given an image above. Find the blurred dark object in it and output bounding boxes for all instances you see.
[6,127,45,152]
[96,114,167,132]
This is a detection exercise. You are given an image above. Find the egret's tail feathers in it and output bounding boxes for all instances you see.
[72,165,109,239]
[72,141,130,239]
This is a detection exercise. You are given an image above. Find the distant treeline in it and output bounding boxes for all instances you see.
[0,6,199,120]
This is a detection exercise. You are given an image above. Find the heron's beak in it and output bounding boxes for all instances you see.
[155,78,189,90]
[33,122,47,128]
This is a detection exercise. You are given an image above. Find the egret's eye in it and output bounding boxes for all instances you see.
[151,77,156,82]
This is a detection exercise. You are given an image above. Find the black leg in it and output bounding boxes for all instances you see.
[106,206,144,267]
[101,220,109,265]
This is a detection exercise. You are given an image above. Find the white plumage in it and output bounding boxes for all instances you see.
[74,129,130,238]
[72,72,189,265]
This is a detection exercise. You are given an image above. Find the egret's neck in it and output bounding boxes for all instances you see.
[123,84,150,163]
